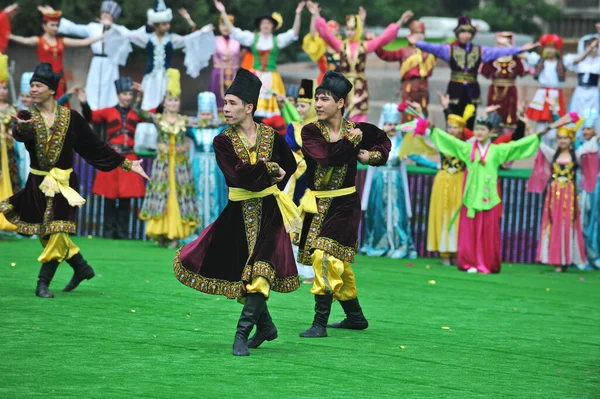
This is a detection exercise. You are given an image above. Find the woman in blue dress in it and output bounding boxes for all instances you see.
[189,92,228,231]
[360,103,438,259]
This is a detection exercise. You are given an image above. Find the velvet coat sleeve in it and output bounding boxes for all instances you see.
[274,131,298,191]
[357,122,392,166]
[301,123,359,167]
[213,133,276,192]
[12,122,35,143]
[70,110,126,172]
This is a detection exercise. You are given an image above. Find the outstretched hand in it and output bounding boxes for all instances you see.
[306,1,320,16]
[398,10,414,26]
[4,3,19,18]
[131,160,150,181]
[521,42,539,52]
[213,0,226,14]
[436,92,450,110]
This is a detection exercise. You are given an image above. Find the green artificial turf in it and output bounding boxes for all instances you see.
[1,237,599,398]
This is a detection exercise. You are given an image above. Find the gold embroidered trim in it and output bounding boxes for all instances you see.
[242,198,262,255]
[32,105,70,170]
[0,199,76,237]
[173,250,300,298]
[313,237,355,263]
[265,161,280,176]
[368,151,383,165]
[224,123,275,165]
[120,158,133,171]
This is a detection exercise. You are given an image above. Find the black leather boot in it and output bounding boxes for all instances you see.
[327,297,369,330]
[247,303,278,349]
[62,253,95,292]
[103,199,117,239]
[35,260,59,298]
[232,293,265,356]
[299,293,333,338]
[116,199,131,239]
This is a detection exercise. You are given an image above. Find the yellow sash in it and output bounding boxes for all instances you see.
[399,50,436,79]
[30,167,86,208]
[298,187,356,215]
[228,185,302,233]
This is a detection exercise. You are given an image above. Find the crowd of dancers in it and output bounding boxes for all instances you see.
[0,1,599,355]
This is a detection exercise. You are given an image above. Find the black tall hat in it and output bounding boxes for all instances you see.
[254,11,283,31]
[316,71,352,99]
[30,62,61,93]
[225,68,262,113]
[114,77,133,94]
[297,79,314,103]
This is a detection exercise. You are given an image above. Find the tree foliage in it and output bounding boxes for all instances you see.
[10,0,561,38]
[466,0,562,35]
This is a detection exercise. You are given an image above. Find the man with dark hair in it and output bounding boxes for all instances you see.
[79,77,148,239]
[173,68,301,356]
[297,70,392,338]
[1,63,149,298]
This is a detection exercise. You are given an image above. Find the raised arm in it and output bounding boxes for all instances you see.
[408,154,438,169]
[214,0,253,47]
[481,42,537,63]
[365,23,400,53]
[314,17,342,53]
[301,123,360,167]
[428,127,470,161]
[292,2,305,39]
[9,34,39,47]
[375,46,403,62]
[415,41,450,62]
[58,17,92,38]
[496,134,541,164]
[113,25,149,49]
[63,31,107,48]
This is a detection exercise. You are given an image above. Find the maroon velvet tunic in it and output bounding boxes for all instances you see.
[0,105,128,237]
[174,124,300,299]
[480,56,525,128]
[297,120,391,265]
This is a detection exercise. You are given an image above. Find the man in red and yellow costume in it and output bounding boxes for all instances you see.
[375,20,435,121]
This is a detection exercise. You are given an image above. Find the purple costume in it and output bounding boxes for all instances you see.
[416,41,524,116]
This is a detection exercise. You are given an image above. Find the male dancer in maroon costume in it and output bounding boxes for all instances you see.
[173,69,300,356]
[297,71,391,338]
[80,77,147,239]
[1,63,148,298]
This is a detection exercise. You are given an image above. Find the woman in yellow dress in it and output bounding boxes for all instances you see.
[426,106,475,265]
[138,69,199,248]
[0,54,17,232]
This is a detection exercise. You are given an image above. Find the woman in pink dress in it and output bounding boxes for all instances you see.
[210,13,240,112]
[306,1,413,123]
[527,123,599,272]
